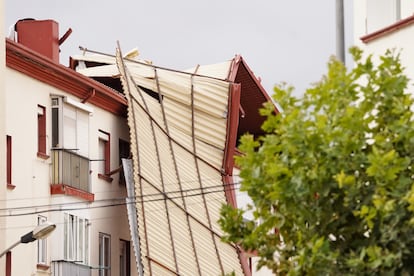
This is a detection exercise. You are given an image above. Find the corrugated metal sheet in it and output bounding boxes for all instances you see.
[116,49,244,276]
[123,158,144,276]
[184,60,232,79]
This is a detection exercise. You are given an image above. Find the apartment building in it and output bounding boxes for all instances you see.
[353,0,414,46]
[2,19,134,276]
[353,0,414,82]
[0,0,7,273]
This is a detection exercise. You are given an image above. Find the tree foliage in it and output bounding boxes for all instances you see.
[219,48,414,275]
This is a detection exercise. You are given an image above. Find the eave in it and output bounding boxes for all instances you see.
[361,14,414,43]
[228,55,278,138]
[227,55,275,105]
[5,39,127,116]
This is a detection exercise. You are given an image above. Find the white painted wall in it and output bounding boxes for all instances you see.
[353,0,414,47]
[363,24,414,92]
[0,0,6,273]
[4,66,136,276]
[4,67,54,276]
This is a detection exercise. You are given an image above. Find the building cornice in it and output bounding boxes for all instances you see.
[361,14,414,43]
[5,38,127,116]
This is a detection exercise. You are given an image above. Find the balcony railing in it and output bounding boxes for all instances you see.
[51,260,91,276]
[51,149,90,192]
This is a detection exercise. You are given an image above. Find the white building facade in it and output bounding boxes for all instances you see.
[353,0,414,83]
[0,0,7,273]
[2,19,136,276]
[352,0,414,48]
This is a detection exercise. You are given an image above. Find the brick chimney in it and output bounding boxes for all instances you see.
[15,19,60,63]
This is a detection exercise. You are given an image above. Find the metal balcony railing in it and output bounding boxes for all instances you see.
[51,260,91,276]
[51,149,90,192]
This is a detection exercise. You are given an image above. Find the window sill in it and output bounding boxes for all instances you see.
[7,183,16,190]
[98,173,113,183]
[50,184,94,202]
[37,152,50,160]
[36,263,50,270]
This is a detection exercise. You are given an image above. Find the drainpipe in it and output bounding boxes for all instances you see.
[336,0,345,64]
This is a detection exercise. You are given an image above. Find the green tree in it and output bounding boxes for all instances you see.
[219,48,414,275]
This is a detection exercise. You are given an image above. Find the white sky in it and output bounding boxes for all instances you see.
[5,0,352,97]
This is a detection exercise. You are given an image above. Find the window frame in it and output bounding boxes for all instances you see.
[99,232,111,276]
[119,239,131,276]
[63,213,89,264]
[37,216,47,265]
[37,105,49,159]
[98,130,112,182]
[6,135,14,189]
[118,139,130,186]
[51,97,60,148]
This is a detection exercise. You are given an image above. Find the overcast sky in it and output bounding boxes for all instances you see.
[5,0,352,97]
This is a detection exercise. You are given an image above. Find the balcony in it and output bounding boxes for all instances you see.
[51,260,91,276]
[51,149,94,201]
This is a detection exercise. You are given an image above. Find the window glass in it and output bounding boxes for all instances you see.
[6,135,12,185]
[63,213,89,264]
[37,105,47,156]
[37,216,47,264]
[119,139,130,185]
[77,111,89,156]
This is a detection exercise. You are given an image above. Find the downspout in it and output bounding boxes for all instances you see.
[336,0,345,64]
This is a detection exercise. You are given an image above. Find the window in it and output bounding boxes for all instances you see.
[64,213,89,264]
[366,0,401,33]
[6,135,13,188]
[5,251,11,276]
[119,240,131,276]
[37,216,47,264]
[99,233,111,276]
[37,105,48,159]
[98,130,112,182]
[118,139,130,185]
[51,97,90,157]
[51,98,59,148]
[51,97,92,196]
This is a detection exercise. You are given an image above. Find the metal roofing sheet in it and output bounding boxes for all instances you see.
[116,49,244,276]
